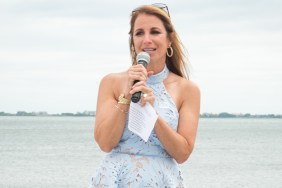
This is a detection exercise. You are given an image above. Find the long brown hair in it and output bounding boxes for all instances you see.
[129,5,189,79]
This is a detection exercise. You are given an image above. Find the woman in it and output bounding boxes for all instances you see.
[91,3,200,187]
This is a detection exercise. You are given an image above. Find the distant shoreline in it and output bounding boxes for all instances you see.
[200,112,282,118]
[0,111,95,117]
[0,111,281,118]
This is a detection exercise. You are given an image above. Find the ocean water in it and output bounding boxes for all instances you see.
[0,116,281,188]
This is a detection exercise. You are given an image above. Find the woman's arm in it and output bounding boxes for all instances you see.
[94,74,129,152]
[94,64,151,152]
[154,80,201,163]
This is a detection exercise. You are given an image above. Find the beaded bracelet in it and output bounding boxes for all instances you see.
[115,104,129,114]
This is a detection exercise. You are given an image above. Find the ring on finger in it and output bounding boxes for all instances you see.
[142,93,148,98]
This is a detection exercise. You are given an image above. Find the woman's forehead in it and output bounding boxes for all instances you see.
[134,14,165,30]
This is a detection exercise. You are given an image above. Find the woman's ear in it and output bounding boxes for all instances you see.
[168,33,173,46]
[168,42,172,48]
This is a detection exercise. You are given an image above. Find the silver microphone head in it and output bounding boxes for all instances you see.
[136,52,150,67]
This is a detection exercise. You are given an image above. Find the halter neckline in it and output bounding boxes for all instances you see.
[147,65,169,84]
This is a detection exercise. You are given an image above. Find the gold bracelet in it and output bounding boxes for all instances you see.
[117,94,130,105]
[115,104,129,114]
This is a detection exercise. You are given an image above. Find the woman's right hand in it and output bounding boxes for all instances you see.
[127,64,154,105]
[127,64,149,89]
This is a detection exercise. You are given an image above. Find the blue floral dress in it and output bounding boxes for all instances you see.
[90,65,185,188]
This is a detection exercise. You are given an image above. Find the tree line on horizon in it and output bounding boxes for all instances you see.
[200,112,282,118]
[0,111,281,118]
[0,111,95,117]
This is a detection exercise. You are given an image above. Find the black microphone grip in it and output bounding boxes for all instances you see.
[131,80,142,103]
[130,52,150,103]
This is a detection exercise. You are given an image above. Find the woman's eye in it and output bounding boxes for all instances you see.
[151,30,161,35]
[135,31,143,36]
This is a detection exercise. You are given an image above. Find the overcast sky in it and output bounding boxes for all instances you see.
[0,0,281,114]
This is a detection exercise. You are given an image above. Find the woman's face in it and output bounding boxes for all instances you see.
[133,13,170,64]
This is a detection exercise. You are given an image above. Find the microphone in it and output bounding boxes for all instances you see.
[131,52,150,103]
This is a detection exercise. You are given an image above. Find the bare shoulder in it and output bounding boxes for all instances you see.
[169,73,200,94]
[167,73,200,107]
[182,78,200,96]
[100,71,127,85]
[98,71,129,100]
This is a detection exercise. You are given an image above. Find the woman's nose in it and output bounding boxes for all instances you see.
[143,34,152,44]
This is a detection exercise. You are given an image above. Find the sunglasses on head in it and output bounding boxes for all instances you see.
[132,3,170,17]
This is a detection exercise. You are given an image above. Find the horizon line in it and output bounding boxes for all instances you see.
[0,111,281,116]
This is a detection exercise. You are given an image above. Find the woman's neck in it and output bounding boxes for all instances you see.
[147,62,166,75]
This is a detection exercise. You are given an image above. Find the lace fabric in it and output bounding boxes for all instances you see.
[90,65,184,187]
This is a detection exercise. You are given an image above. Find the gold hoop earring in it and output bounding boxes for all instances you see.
[166,46,173,57]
